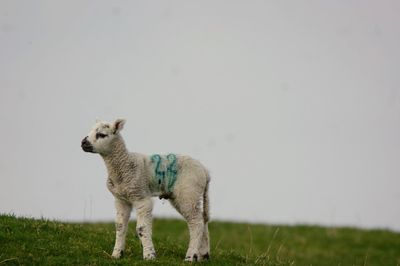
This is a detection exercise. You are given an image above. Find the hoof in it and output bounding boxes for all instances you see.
[144,252,156,260]
[111,249,123,259]
[184,253,198,262]
[201,252,210,261]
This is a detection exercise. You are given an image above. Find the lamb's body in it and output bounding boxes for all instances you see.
[81,119,210,261]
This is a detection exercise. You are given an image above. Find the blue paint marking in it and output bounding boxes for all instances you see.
[150,154,178,193]
[166,154,178,191]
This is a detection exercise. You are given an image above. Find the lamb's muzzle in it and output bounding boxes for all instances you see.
[81,136,94,153]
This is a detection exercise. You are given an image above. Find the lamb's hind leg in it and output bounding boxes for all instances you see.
[171,198,204,262]
[199,180,210,260]
[134,198,156,260]
[198,222,210,260]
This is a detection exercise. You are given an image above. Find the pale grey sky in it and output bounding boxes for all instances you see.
[1,1,400,231]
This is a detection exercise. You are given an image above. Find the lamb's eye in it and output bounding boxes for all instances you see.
[96,133,107,139]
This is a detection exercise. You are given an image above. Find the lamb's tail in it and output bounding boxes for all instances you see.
[203,173,210,223]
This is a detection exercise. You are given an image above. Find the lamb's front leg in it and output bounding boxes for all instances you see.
[134,198,156,260]
[112,199,132,259]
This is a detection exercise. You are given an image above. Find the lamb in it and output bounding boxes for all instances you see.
[81,119,210,262]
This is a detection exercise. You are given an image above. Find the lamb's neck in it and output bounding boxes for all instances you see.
[101,137,131,181]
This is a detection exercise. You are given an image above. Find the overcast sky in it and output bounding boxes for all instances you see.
[1,1,399,231]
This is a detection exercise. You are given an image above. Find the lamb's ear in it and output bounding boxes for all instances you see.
[113,119,126,134]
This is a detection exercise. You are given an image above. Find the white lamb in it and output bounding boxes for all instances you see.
[81,119,210,262]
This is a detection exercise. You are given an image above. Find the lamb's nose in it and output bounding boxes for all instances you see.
[81,137,88,145]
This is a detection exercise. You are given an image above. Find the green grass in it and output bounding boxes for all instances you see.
[1,214,399,265]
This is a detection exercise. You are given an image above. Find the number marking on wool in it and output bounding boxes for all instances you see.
[150,154,178,193]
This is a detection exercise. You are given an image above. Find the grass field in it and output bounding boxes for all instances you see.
[1,214,399,265]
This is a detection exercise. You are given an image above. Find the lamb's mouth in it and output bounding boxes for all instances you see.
[81,137,95,153]
[81,144,95,153]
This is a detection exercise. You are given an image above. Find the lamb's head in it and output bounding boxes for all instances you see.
[81,118,126,155]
